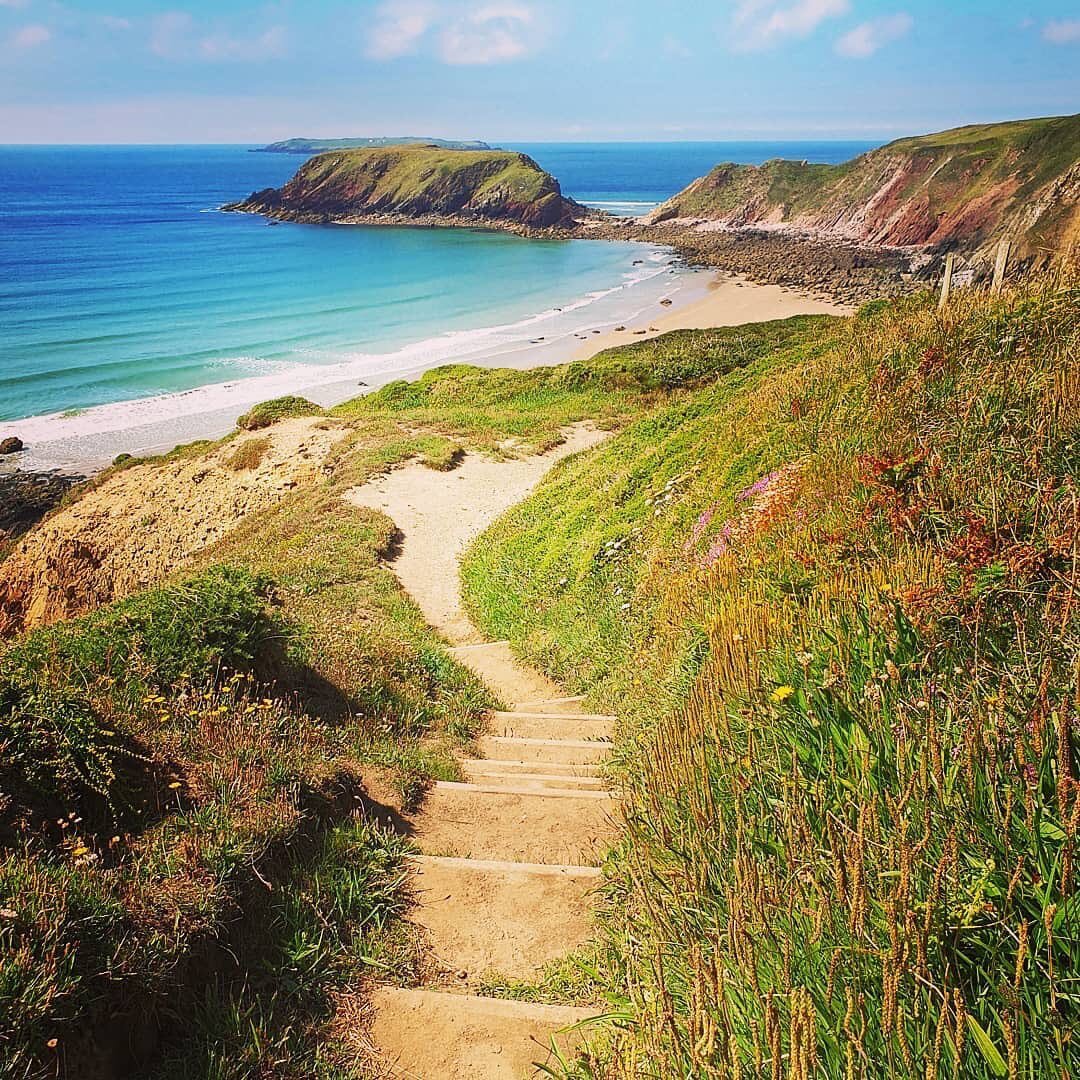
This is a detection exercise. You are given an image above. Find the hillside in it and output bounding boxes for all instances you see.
[647,113,1080,269]
[252,136,493,154]
[1,272,1077,1077]
[227,144,584,230]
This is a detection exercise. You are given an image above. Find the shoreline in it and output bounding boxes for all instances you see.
[0,265,848,477]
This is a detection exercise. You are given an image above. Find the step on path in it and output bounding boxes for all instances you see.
[371,678,617,1077]
[342,431,616,1078]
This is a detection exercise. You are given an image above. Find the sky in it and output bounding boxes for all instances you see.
[0,0,1078,143]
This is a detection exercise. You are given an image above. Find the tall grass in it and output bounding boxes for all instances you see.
[463,274,1080,1077]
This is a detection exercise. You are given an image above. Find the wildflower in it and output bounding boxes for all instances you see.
[71,846,90,858]
[795,651,813,665]
[168,781,182,790]
[771,685,795,703]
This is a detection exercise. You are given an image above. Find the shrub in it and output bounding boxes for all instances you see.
[237,396,323,431]
[463,275,1080,1078]
[223,435,271,471]
[0,565,289,825]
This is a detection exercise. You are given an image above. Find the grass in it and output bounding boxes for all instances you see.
[223,435,272,471]
[462,273,1080,1078]
[237,395,323,431]
[5,275,1076,1077]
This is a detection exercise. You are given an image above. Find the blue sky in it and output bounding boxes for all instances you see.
[1,0,1078,142]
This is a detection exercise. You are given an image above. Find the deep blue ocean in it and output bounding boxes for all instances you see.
[0,141,874,425]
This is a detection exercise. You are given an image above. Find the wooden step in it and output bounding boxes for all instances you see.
[490,712,615,742]
[497,710,616,723]
[477,736,611,766]
[513,695,588,715]
[404,856,598,982]
[434,781,614,800]
[462,766,607,792]
[366,986,593,1079]
[462,757,603,778]
[413,784,612,864]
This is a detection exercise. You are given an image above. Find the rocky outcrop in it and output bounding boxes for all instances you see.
[0,437,24,455]
[645,114,1080,271]
[227,145,585,231]
[0,418,348,636]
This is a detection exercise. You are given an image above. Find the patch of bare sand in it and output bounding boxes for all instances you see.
[343,424,608,649]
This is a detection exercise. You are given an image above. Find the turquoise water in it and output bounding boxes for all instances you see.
[0,141,876,429]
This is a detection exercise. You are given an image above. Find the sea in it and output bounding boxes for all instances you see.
[0,141,874,467]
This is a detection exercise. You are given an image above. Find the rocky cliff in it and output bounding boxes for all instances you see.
[646,114,1080,269]
[228,145,584,230]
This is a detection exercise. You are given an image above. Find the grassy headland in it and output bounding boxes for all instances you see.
[646,113,1080,271]
[227,144,583,230]
[462,272,1080,1077]
[2,270,1077,1077]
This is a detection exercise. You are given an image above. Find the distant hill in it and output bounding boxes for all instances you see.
[227,145,583,230]
[646,113,1080,269]
[252,137,494,154]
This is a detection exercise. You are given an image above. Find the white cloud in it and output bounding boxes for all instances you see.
[1043,19,1080,45]
[367,0,436,59]
[438,3,536,64]
[731,0,850,50]
[0,0,31,9]
[11,23,50,48]
[835,12,912,58]
[199,24,287,61]
[151,10,286,62]
[367,0,542,65]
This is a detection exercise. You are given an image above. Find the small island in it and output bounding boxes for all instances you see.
[226,144,586,231]
[252,136,494,154]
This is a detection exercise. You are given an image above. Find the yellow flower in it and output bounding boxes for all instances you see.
[72,846,90,858]
[771,685,795,703]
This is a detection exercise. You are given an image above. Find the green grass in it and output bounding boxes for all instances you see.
[6,275,1076,1078]
[237,395,324,431]
[462,274,1080,1078]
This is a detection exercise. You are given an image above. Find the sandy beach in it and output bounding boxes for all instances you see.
[1,270,850,475]
[569,272,850,362]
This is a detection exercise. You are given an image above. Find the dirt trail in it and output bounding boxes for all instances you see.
[343,423,607,647]
[341,427,617,1078]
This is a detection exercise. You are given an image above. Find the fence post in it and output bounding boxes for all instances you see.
[991,239,1010,294]
[938,252,955,311]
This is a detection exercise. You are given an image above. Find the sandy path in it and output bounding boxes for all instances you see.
[343,425,618,1076]
[571,272,850,362]
[343,424,608,646]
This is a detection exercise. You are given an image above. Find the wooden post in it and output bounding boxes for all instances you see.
[991,239,1010,294]
[938,252,955,311]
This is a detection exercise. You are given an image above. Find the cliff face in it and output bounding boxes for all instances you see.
[646,114,1080,267]
[229,145,583,229]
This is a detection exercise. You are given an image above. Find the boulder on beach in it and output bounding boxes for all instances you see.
[0,437,25,455]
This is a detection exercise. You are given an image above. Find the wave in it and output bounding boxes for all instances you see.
[4,251,699,459]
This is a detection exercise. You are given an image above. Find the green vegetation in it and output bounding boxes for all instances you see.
[5,271,1076,1078]
[463,274,1080,1077]
[233,145,580,227]
[0,433,494,1073]
[652,113,1080,263]
[237,395,323,431]
[223,435,272,470]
